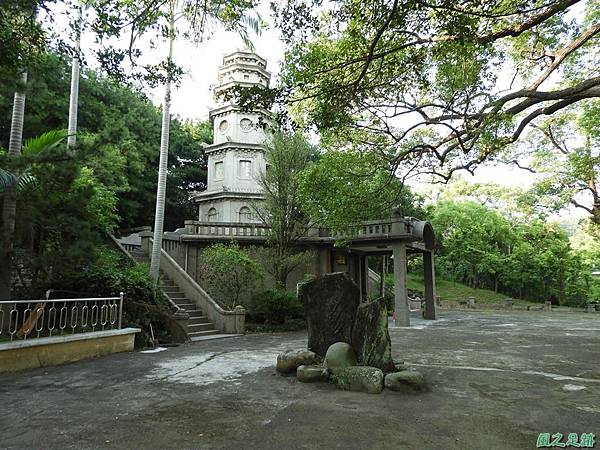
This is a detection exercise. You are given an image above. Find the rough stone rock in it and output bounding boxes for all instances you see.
[384,370,426,392]
[296,365,329,383]
[351,297,395,372]
[333,366,384,394]
[276,350,321,374]
[298,272,360,357]
[324,342,357,373]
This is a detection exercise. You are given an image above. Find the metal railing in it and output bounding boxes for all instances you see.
[0,292,124,342]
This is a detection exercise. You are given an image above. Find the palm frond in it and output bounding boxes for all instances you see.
[17,172,37,191]
[0,168,18,190]
[237,11,262,51]
[22,130,68,156]
[0,168,37,193]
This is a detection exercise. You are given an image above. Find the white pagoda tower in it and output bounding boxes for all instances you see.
[192,50,271,223]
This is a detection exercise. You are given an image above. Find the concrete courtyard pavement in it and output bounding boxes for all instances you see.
[1,310,599,449]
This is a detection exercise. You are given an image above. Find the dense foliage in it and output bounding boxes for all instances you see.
[297,150,425,233]
[429,200,593,305]
[248,288,304,325]
[0,52,209,230]
[54,246,180,347]
[269,0,600,187]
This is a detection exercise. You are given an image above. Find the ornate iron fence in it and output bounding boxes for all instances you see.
[0,292,124,342]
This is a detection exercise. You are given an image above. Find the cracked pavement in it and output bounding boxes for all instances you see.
[0,310,599,449]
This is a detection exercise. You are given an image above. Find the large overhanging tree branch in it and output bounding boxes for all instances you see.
[265,0,600,183]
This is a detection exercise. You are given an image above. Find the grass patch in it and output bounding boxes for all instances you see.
[406,273,538,307]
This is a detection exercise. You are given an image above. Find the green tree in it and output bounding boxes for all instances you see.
[197,242,264,308]
[430,200,513,291]
[1,130,119,296]
[266,0,600,186]
[0,52,209,229]
[507,101,600,225]
[297,150,423,234]
[253,131,315,287]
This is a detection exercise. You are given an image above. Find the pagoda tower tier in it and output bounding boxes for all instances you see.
[192,51,272,223]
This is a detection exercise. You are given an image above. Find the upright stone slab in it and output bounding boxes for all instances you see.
[298,272,360,357]
[351,297,395,373]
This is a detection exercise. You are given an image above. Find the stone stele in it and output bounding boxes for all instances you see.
[351,296,395,373]
[298,272,360,357]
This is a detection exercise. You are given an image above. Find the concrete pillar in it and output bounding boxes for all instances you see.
[359,255,368,300]
[392,243,410,327]
[423,250,437,320]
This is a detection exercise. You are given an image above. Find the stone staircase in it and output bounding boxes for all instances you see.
[159,275,219,339]
[127,245,220,340]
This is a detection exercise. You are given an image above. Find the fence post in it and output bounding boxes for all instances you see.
[118,292,124,329]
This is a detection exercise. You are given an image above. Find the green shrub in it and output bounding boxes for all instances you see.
[248,288,304,325]
[198,242,264,308]
[50,246,174,347]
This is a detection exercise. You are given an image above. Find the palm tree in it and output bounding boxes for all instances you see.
[1,71,28,300]
[149,0,176,282]
[67,4,83,148]
[147,1,261,283]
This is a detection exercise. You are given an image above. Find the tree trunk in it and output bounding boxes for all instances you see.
[149,1,175,282]
[0,71,27,300]
[67,4,83,148]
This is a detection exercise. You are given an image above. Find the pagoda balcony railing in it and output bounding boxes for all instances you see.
[183,217,413,241]
[183,220,270,237]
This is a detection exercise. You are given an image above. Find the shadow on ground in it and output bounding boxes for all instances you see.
[1,310,598,449]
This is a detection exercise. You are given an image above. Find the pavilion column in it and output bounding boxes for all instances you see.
[392,243,410,327]
[423,250,437,320]
[361,255,369,300]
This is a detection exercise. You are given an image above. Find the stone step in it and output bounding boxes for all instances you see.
[187,310,205,318]
[187,323,216,332]
[188,329,220,338]
[176,302,195,309]
[188,316,210,325]
[167,292,186,299]
[161,286,180,293]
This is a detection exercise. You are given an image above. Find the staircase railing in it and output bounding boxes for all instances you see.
[108,234,185,317]
[145,237,245,334]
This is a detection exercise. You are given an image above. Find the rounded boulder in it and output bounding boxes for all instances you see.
[334,366,384,394]
[384,370,426,392]
[297,365,329,383]
[276,350,321,374]
[324,342,357,373]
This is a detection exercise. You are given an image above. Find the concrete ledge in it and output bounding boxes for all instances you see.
[0,328,140,373]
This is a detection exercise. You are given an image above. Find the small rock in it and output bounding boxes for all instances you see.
[297,365,329,382]
[393,361,406,372]
[276,350,321,374]
[384,370,426,392]
[333,366,384,394]
[324,342,357,373]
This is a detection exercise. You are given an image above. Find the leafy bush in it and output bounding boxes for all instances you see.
[198,242,264,308]
[51,246,176,347]
[248,288,304,325]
